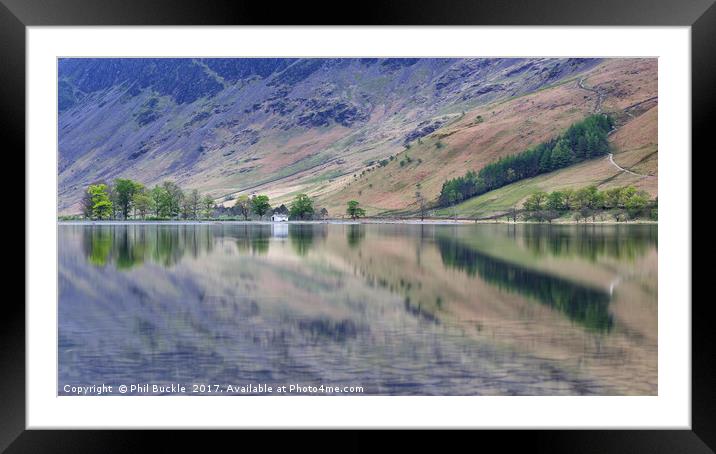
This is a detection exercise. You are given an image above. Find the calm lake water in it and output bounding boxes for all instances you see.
[58,223,657,395]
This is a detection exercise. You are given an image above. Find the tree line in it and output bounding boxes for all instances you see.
[82,179,216,220]
[224,192,329,221]
[438,114,614,207]
[78,178,337,221]
[515,185,657,223]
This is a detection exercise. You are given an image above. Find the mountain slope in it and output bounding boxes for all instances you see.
[58,58,603,214]
[321,58,657,217]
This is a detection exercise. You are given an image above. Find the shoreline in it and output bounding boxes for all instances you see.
[57,219,658,226]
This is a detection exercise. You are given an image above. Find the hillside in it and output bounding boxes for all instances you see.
[321,58,657,218]
[58,58,604,214]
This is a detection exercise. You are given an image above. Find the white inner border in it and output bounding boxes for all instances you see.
[27,26,691,429]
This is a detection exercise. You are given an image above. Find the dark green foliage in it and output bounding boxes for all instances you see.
[289,193,315,220]
[113,178,143,219]
[523,192,548,212]
[156,181,184,218]
[649,198,658,221]
[250,195,272,219]
[545,191,566,211]
[438,114,613,206]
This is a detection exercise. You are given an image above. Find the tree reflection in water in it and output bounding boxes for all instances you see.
[82,225,215,269]
[62,223,657,395]
[346,224,365,249]
[289,224,327,256]
[521,224,657,261]
[437,235,614,332]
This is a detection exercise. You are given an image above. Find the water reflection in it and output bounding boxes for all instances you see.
[298,318,362,343]
[288,224,326,256]
[60,223,657,395]
[223,224,271,255]
[437,235,613,332]
[521,224,657,261]
[346,224,366,248]
[81,225,214,268]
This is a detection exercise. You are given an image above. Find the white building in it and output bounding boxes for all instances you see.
[271,213,289,222]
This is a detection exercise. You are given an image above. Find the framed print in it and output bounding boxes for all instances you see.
[6,0,714,450]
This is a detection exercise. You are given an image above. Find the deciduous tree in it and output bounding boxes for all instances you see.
[346,200,366,220]
[202,195,215,218]
[87,184,113,220]
[415,191,428,221]
[114,178,142,219]
[290,194,315,220]
[251,195,271,219]
[545,191,566,211]
[132,191,153,219]
[234,195,250,220]
[185,189,201,219]
[523,192,547,212]
[161,181,184,218]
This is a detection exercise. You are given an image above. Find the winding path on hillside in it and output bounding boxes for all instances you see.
[578,77,604,113]
[576,77,653,179]
[607,153,644,177]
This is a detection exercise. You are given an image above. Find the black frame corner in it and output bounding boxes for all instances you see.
[5,0,714,451]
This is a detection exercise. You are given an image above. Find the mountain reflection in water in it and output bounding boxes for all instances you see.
[59,223,657,395]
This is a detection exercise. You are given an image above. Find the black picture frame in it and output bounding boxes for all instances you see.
[4,0,713,451]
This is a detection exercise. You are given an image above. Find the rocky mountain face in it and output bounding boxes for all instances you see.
[58,58,602,213]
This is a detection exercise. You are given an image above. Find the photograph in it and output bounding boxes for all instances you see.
[57,56,658,396]
[6,0,707,442]
[3,0,710,443]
